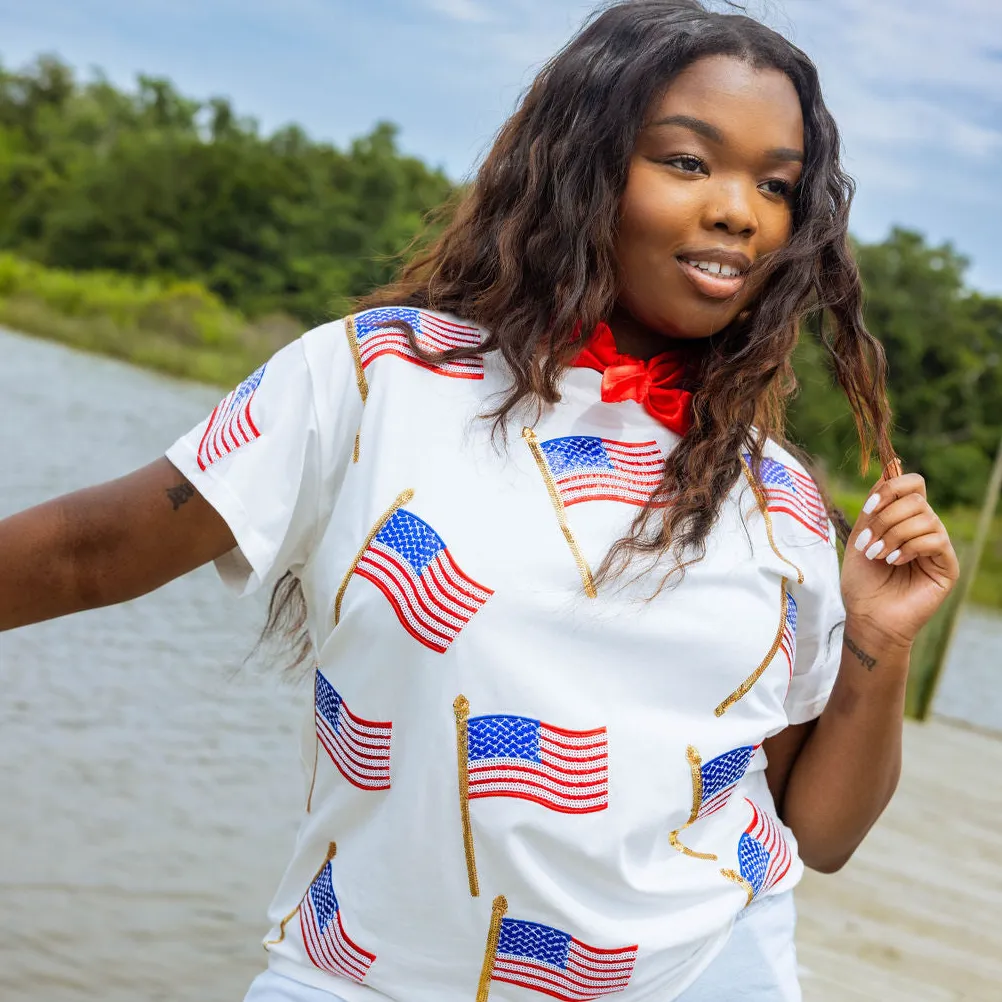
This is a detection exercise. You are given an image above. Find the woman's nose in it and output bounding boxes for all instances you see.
[704,180,758,237]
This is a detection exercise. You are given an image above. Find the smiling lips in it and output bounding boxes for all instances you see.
[676,250,752,300]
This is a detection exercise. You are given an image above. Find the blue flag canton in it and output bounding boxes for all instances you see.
[701,746,755,801]
[375,509,446,575]
[309,863,341,932]
[315,672,343,732]
[746,454,800,493]
[468,714,541,763]
[354,306,421,341]
[233,364,266,402]
[785,592,798,632]
[540,436,614,477]
[498,917,571,968]
[737,832,770,896]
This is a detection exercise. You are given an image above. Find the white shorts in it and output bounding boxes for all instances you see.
[243,890,800,1002]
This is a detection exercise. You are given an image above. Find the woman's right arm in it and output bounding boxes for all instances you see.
[0,457,236,631]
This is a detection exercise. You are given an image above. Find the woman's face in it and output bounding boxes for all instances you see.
[614,55,805,353]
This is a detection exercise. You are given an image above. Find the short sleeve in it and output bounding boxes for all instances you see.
[784,520,845,724]
[165,319,361,596]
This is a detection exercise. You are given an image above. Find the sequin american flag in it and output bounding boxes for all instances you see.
[467,713,608,813]
[299,861,376,983]
[196,364,265,470]
[351,306,483,379]
[315,672,392,791]
[746,454,830,542]
[491,916,636,1001]
[537,435,666,506]
[735,799,792,899]
[696,745,758,821]
[353,508,492,653]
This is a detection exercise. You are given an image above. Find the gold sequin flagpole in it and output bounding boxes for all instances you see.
[264,841,338,946]
[333,488,415,626]
[475,895,508,1002]
[668,745,718,860]
[720,867,755,908]
[522,427,597,598]
[345,314,367,463]
[306,665,320,813]
[453,694,480,897]
[715,579,790,717]
[739,456,804,585]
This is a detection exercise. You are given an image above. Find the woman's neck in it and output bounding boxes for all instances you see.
[606,303,699,359]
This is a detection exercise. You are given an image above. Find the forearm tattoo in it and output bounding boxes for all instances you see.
[166,479,195,511]
[844,635,878,671]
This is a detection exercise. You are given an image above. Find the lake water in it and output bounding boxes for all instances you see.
[1,326,999,1002]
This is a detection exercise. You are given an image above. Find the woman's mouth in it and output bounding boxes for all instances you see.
[676,256,748,300]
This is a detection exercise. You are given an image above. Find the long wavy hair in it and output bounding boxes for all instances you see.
[262,0,893,666]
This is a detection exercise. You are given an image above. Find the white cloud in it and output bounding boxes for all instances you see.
[777,0,1002,170]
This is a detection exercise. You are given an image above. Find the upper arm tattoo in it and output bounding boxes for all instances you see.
[165,479,196,511]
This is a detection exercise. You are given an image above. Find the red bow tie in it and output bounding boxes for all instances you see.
[571,322,694,436]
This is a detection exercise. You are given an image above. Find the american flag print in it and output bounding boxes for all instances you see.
[537,435,666,507]
[734,799,793,899]
[492,916,636,1001]
[315,672,392,791]
[299,861,376,983]
[196,364,265,470]
[696,745,758,821]
[351,306,483,379]
[745,454,830,542]
[467,713,608,813]
[778,591,798,679]
[354,508,492,653]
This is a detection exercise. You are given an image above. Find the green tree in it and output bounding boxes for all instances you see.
[0,56,453,323]
[790,228,1002,506]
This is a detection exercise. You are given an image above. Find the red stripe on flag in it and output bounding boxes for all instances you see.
[316,707,392,791]
[354,544,491,653]
[300,895,374,983]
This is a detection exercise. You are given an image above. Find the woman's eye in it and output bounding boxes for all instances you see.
[664,155,706,174]
[761,178,794,197]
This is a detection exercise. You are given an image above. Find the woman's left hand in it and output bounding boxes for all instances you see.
[841,465,960,647]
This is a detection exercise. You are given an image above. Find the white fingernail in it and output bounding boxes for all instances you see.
[862,494,880,515]
[865,540,884,560]
[854,527,872,552]
[886,549,901,565]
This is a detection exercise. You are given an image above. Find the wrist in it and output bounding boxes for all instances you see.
[842,614,913,662]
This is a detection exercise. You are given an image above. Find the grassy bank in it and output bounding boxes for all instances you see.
[4,252,1000,612]
[0,253,301,387]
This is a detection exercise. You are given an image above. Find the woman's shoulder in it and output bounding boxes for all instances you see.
[747,438,836,550]
[300,304,485,377]
[315,304,484,337]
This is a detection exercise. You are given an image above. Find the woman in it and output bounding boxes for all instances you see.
[0,2,959,1000]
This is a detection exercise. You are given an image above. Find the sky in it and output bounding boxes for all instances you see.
[1,0,1000,292]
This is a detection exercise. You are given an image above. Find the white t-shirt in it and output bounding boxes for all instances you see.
[166,307,844,1002]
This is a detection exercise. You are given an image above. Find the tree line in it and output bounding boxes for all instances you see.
[1,55,1000,507]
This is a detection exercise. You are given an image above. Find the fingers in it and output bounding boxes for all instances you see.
[887,528,958,573]
[859,472,927,518]
[852,492,929,558]
[854,510,940,563]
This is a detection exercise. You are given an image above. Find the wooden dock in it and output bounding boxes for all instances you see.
[796,718,1002,1001]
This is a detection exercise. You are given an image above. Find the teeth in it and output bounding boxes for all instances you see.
[684,259,743,277]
